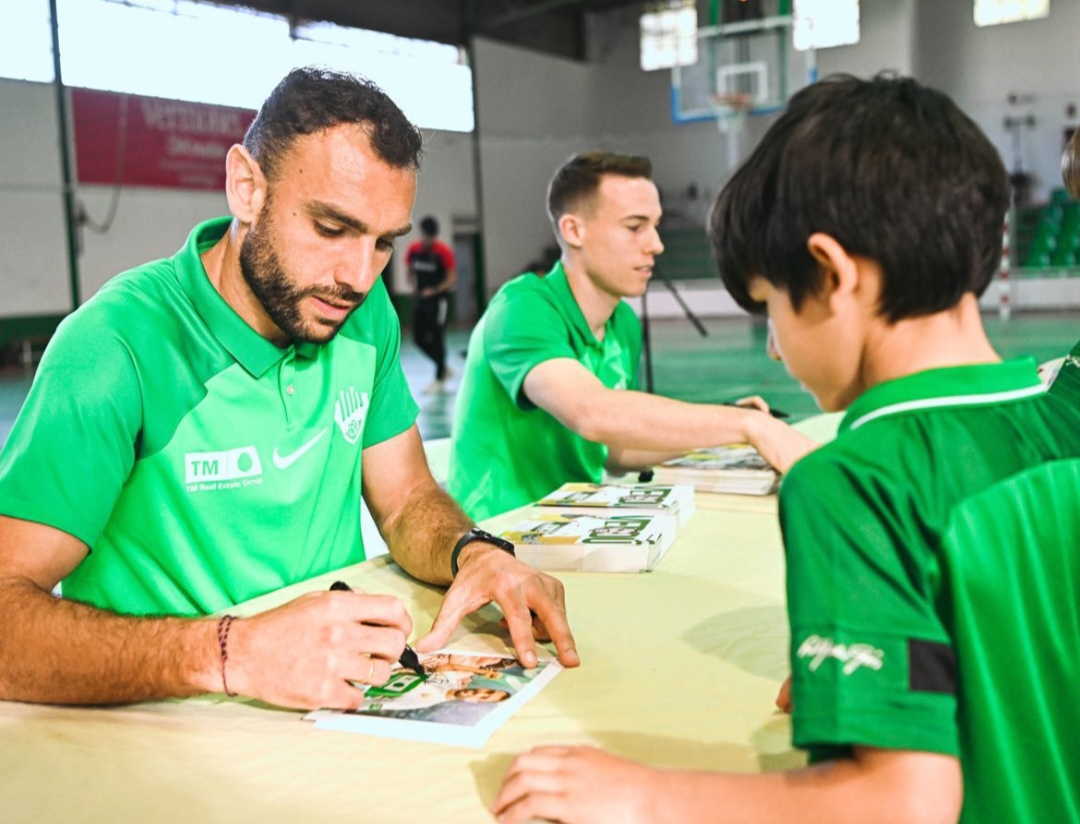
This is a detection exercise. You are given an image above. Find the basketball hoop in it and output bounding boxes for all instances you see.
[710,91,753,135]
[710,92,752,173]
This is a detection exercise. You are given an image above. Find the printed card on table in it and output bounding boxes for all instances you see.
[305,650,562,748]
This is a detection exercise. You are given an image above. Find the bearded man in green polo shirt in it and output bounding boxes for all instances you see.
[0,68,577,710]
[494,76,1080,824]
[449,151,815,521]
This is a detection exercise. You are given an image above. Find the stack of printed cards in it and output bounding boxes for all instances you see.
[501,512,678,573]
[652,445,777,496]
[534,482,695,527]
[305,650,562,748]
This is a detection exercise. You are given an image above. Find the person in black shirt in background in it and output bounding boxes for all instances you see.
[406,216,457,393]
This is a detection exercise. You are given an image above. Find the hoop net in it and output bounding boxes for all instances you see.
[710,92,753,135]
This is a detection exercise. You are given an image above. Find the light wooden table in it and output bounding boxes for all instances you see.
[0,489,802,824]
[2,413,843,823]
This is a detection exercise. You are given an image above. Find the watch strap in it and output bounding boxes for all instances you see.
[450,528,516,577]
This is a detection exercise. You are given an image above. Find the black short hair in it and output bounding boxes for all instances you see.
[419,216,439,237]
[709,73,1010,321]
[1063,128,1080,199]
[243,67,423,182]
[547,151,653,225]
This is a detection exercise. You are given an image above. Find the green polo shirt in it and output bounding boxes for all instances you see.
[448,263,642,521]
[780,359,1080,824]
[0,217,418,616]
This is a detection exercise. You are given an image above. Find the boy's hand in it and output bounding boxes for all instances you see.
[492,746,656,824]
[776,676,793,714]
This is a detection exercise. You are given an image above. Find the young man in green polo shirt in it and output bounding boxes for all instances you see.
[493,76,1080,824]
[448,151,814,521]
[0,68,578,711]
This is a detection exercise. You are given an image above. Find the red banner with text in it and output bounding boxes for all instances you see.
[72,88,257,191]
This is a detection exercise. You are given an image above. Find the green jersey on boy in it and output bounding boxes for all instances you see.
[780,359,1080,824]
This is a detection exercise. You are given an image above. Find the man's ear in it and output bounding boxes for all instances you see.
[806,232,862,310]
[224,144,267,226]
[557,213,585,250]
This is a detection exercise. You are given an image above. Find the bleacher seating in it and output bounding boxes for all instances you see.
[1020,188,1080,269]
[656,227,716,280]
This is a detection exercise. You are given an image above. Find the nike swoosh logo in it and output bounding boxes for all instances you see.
[272,427,329,470]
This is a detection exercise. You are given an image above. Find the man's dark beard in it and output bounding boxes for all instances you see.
[239,213,365,344]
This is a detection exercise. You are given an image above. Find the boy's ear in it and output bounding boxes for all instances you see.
[225,144,267,226]
[806,232,862,309]
[557,213,585,250]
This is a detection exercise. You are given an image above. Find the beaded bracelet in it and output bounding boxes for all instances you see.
[216,614,238,697]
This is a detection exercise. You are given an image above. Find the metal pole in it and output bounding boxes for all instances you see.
[48,0,81,309]
[641,288,655,394]
[655,269,707,337]
[465,36,488,310]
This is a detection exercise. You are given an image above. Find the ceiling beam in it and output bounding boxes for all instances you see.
[196,0,646,57]
[480,0,586,31]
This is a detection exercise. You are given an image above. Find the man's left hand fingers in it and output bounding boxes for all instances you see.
[498,592,540,668]
[415,583,485,653]
[523,578,579,667]
[497,611,553,643]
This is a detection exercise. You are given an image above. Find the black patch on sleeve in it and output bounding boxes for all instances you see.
[908,639,956,694]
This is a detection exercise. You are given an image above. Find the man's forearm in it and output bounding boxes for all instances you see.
[605,447,684,475]
[576,390,756,452]
[382,484,473,587]
[573,390,814,474]
[526,361,810,470]
[0,579,219,705]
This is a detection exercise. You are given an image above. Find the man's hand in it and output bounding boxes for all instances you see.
[492,746,657,824]
[733,394,770,413]
[745,413,818,474]
[415,544,580,670]
[226,590,411,710]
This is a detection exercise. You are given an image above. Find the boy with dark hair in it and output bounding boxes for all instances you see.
[493,75,1080,824]
[406,215,457,392]
[449,150,813,521]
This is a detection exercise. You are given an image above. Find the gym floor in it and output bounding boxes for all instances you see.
[2,311,1077,447]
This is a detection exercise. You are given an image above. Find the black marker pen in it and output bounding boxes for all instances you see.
[330,580,425,675]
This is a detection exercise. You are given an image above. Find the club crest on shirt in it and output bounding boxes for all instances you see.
[334,387,370,446]
[797,634,884,676]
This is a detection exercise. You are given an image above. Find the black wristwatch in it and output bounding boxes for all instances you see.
[451,528,516,577]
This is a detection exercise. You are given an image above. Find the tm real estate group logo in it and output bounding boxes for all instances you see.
[185,446,264,492]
